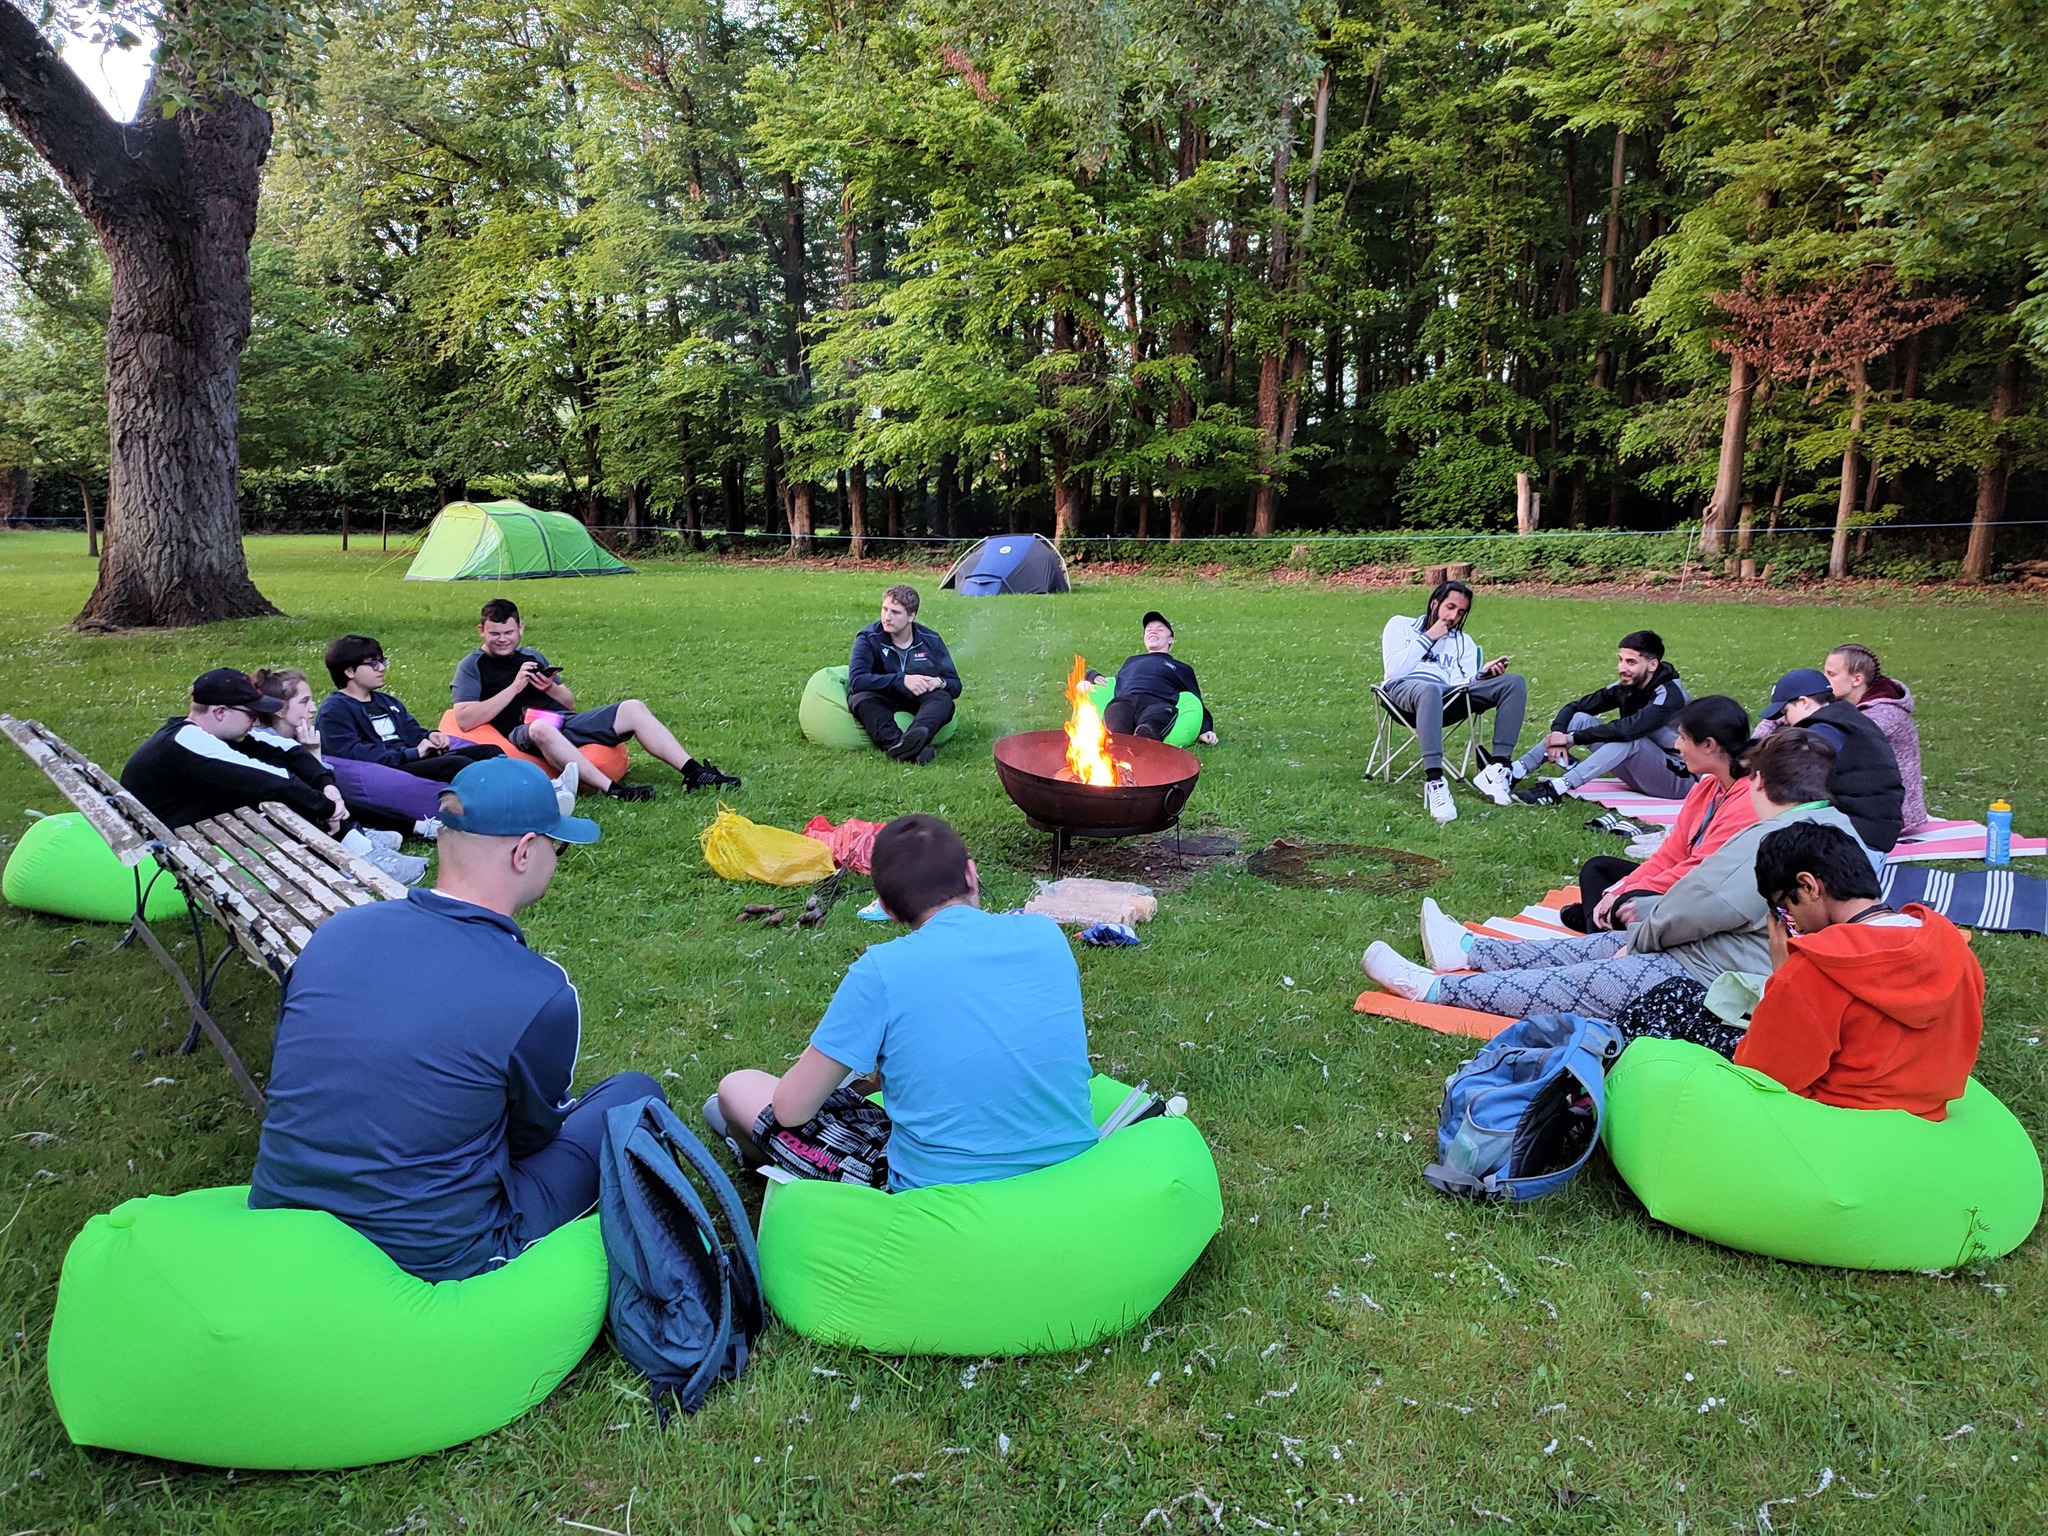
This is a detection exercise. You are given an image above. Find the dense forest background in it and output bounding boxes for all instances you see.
[2,0,2044,574]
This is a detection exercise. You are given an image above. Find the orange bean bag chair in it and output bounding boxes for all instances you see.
[437,711,630,785]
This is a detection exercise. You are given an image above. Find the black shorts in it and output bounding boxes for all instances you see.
[751,1085,892,1189]
[508,703,623,755]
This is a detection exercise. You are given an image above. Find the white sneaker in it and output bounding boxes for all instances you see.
[1625,833,1665,859]
[365,846,430,886]
[552,762,580,817]
[1420,898,1473,971]
[1422,776,1458,823]
[412,818,442,841]
[1361,941,1442,1003]
[1472,758,1513,807]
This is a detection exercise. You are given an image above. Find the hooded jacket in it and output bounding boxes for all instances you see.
[1857,679,1928,832]
[1734,905,1983,1120]
[1799,699,1905,853]
[1550,660,1689,749]
[1624,802,1879,985]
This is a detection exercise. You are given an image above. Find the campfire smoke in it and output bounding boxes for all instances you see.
[1062,656,1131,787]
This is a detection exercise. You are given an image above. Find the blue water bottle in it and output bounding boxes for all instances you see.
[1987,799,2013,866]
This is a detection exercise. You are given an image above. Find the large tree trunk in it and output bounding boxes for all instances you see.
[0,464,29,525]
[1828,358,1867,579]
[1700,355,1755,557]
[778,171,816,555]
[0,13,278,628]
[1961,349,2026,583]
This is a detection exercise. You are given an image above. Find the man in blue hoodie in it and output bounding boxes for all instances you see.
[249,758,664,1282]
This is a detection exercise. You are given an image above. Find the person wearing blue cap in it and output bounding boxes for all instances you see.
[1756,667,1905,853]
[250,757,665,1282]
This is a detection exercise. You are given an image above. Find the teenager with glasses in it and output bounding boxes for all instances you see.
[1734,820,1982,1118]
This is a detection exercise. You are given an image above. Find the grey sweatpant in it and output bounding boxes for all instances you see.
[1436,929,1690,1018]
[1382,672,1528,773]
[1512,711,1695,798]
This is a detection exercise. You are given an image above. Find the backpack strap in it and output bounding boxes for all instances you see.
[645,1101,768,1338]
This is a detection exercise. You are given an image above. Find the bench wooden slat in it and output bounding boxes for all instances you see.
[207,811,353,922]
[175,825,317,952]
[262,803,410,901]
[0,716,155,865]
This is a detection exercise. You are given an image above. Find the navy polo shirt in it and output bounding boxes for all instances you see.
[249,889,582,1281]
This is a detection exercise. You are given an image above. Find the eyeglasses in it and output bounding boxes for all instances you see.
[355,656,388,670]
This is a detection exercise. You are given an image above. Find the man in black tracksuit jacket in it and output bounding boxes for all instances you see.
[122,668,349,832]
[1509,629,1694,804]
[847,584,962,764]
[1095,610,1216,743]
[1765,668,1905,852]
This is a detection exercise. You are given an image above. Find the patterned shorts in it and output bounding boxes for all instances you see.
[751,1084,892,1189]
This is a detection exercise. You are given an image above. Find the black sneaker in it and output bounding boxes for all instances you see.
[605,782,657,802]
[1513,780,1564,805]
[912,744,937,766]
[887,725,933,761]
[683,759,742,790]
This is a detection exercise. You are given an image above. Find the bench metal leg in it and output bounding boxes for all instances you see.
[129,916,268,1115]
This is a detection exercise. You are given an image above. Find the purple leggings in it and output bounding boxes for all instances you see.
[328,757,448,823]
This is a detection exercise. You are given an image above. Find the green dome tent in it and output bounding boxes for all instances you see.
[404,500,632,582]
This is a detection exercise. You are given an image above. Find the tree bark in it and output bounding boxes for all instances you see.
[779,171,815,554]
[1591,129,1625,392]
[1248,68,1331,538]
[1701,355,1755,556]
[0,9,278,628]
[1828,357,1867,579]
[1961,349,2025,583]
[0,464,29,525]
[847,461,867,559]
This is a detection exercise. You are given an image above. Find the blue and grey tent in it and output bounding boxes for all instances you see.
[940,533,1070,596]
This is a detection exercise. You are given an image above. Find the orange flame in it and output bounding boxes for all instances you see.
[1064,655,1120,786]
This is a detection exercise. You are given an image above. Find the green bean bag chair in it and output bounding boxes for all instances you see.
[759,1074,1221,1354]
[1604,1038,2043,1270]
[3,811,190,923]
[798,665,960,751]
[46,1186,607,1468]
[1083,677,1205,748]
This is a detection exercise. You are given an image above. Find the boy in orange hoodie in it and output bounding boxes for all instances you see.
[1739,821,1984,1120]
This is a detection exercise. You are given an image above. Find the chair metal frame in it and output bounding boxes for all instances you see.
[1365,682,1481,785]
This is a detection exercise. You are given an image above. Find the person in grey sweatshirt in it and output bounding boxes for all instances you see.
[1363,728,1881,1018]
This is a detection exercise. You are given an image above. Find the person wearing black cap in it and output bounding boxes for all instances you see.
[1759,668,1905,853]
[1099,612,1218,745]
[121,668,353,833]
[250,758,666,1282]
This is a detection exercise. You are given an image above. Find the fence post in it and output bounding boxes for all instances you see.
[341,506,349,552]
[381,509,389,552]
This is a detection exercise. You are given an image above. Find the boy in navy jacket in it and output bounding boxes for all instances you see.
[846,584,962,764]
[316,633,504,784]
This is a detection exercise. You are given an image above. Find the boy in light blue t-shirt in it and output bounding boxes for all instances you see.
[709,815,1097,1190]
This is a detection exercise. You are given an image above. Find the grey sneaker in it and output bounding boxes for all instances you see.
[362,828,405,853]
[365,846,429,886]
[702,1094,746,1166]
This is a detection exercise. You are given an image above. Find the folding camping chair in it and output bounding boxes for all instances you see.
[1364,683,1479,785]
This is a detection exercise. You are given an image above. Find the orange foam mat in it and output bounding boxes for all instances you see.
[1352,991,1517,1041]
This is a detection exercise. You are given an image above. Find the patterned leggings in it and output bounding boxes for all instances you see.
[1437,930,1689,1019]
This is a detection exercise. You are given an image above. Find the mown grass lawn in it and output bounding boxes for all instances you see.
[0,532,2044,1535]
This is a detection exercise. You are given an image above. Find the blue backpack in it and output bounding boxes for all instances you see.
[1423,1014,1625,1201]
[599,1097,767,1420]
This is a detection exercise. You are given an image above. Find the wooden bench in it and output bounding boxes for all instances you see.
[1,715,407,1113]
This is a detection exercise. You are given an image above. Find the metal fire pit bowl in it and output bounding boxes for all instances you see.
[992,730,1202,872]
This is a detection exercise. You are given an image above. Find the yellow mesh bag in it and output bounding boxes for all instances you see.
[699,804,836,886]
